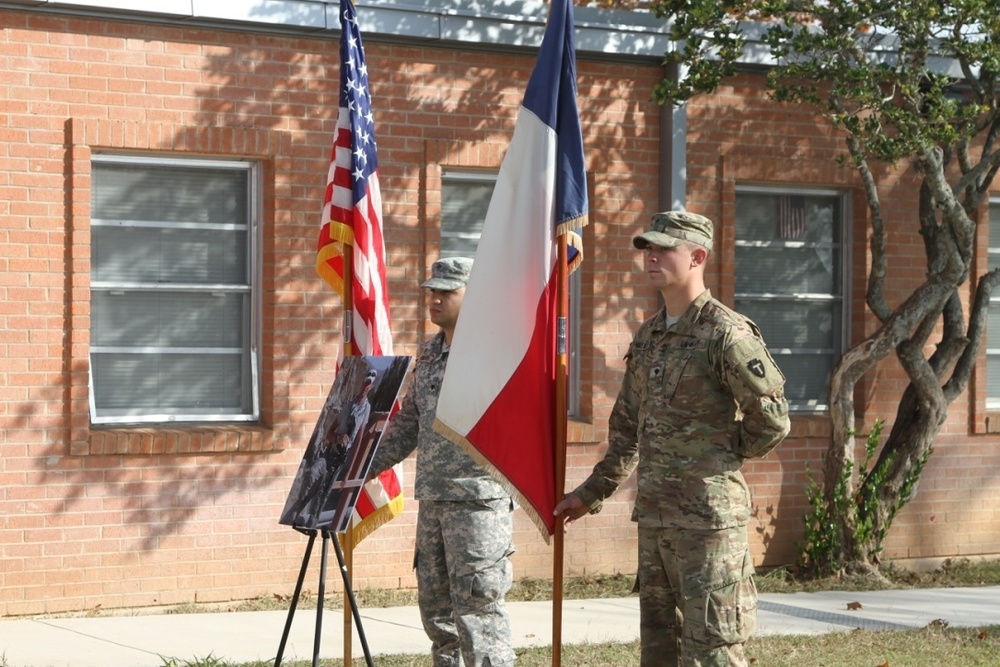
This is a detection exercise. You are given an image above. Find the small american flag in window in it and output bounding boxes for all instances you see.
[778,194,807,239]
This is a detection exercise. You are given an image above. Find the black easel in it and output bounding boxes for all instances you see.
[274,527,375,667]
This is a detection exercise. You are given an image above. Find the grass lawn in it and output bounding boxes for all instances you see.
[160,625,1000,667]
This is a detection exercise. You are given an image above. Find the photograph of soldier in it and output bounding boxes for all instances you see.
[279,355,411,531]
[327,368,376,477]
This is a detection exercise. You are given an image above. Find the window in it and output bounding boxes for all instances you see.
[89,155,261,424]
[440,170,582,416]
[440,171,493,257]
[734,188,847,410]
[987,199,1000,408]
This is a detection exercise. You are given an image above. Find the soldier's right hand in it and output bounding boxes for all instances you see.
[553,493,589,529]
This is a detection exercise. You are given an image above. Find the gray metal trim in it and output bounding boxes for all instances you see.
[0,0,673,59]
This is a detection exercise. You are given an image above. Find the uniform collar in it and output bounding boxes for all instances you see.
[655,289,712,333]
[425,331,449,359]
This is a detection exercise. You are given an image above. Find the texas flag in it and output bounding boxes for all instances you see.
[433,0,587,538]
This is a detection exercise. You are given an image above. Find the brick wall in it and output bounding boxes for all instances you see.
[685,71,1000,567]
[0,9,660,616]
[2,7,999,617]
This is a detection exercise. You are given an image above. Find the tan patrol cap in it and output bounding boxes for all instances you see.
[632,211,714,251]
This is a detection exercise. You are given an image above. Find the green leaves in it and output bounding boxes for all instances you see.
[798,419,934,577]
[651,0,1000,164]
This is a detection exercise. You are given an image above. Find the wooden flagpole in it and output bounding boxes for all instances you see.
[552,235,570,667]
[342,249,355,664]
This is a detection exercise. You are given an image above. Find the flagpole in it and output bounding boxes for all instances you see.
[342,249,355,665]
[552,234,569,667]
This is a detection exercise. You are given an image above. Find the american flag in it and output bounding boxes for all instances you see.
[778,194,807,240]
[315,0,402,542]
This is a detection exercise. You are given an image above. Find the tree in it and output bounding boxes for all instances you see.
[650,0,1000,575]
[580,0,656,8]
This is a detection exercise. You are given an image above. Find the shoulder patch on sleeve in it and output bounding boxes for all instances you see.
[728,336,785,394]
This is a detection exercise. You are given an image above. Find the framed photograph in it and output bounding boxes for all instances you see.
[279,355,412,532]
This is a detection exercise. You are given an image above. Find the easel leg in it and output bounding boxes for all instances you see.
[332,531,375,667]
[314,532,330,667]
[273,530,373,667]
[274,530,317,667]
[343,529,354,663]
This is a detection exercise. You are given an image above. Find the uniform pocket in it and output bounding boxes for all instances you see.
[645,349,691,403]
[703,575,757,644]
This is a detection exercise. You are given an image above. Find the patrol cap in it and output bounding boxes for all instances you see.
[421,257,474,291]
[633,211,714,252]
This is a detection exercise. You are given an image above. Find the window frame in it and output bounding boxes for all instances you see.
[986,197,1000,409]
[733,184,851,412]
[88,153,263,425]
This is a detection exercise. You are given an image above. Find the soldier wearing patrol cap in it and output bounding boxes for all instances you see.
[368,256,516,667]
[556,211,790,667]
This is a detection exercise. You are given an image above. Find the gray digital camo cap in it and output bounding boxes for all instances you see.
[632,211,714,251]
[421,256,474,290]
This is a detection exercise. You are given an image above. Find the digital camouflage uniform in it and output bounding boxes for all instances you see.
[573,289,790,667]
[369,331,515,667]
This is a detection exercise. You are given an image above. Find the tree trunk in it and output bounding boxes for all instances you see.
[857,386,944,565]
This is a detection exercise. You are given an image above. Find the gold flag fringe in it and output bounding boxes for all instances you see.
[433,418,553,545]
[344,491,406,545]
[315,220,357,294]
[556,212,588,275]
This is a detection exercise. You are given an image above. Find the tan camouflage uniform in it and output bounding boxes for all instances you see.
[370,331,515,667]
[574,289,790,667]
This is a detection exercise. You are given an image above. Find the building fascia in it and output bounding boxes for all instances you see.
[0,0,674,61]
[1,2,970,75]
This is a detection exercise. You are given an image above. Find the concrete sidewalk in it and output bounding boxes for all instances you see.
[3,587,1000,666]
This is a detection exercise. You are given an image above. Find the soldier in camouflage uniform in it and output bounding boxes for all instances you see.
[555,212,790,667]
[368,257,516,667]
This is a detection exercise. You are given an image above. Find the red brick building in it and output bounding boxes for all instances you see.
[1,0,998,617]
